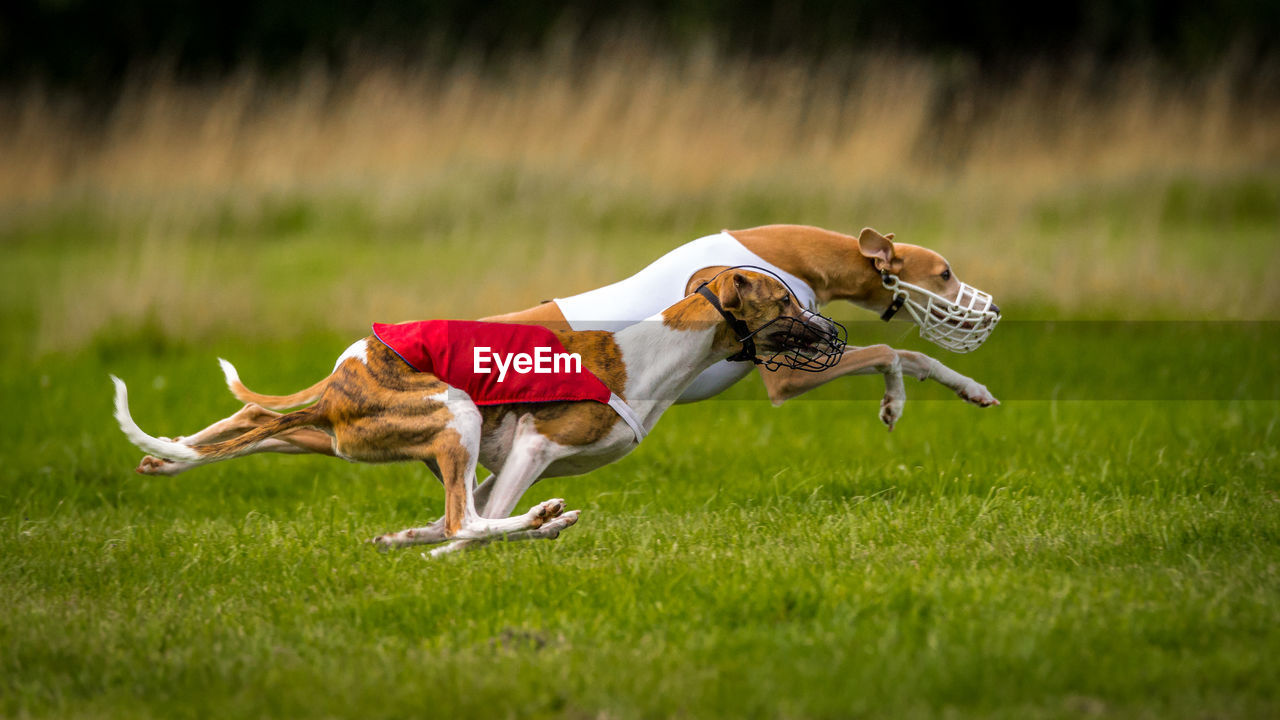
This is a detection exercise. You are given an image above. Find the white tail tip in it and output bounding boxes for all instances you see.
[217,357,240,387]
[110,375,201,463]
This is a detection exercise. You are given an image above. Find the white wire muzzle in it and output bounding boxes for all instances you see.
[881,273,1000,353]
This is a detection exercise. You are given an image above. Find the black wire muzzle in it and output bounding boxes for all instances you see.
[693,267,847,372]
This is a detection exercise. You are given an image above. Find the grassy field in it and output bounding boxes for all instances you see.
[2,46,1280,718]
[1,332,1278,718]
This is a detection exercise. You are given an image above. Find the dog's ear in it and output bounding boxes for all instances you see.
[717,270,750,311]
[858,228,897,271]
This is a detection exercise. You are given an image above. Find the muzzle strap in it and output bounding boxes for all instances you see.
[880,295,906,321]
[879,270,907,321]
[695,285,760,364]
[693,266,847,371]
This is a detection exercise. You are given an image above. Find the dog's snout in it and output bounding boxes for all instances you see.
[807,314,836,337]
[990,303,1001,315]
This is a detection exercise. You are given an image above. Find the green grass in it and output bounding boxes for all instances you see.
[2,332,1279,718]
[2,170,1279,717]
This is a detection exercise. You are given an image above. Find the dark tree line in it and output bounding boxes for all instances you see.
[2,0,1276,90]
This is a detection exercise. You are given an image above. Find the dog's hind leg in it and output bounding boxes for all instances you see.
[168,403,336,453]
[113,375,328,470]
[169,402,283,445]
[134,402,336,475]
[138,438,315,476]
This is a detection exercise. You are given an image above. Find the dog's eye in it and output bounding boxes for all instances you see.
[781,293,790,304]
[941,269,952,281]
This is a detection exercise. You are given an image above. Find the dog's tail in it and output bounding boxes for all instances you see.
[218,358,329,410]
[112,375,323,463]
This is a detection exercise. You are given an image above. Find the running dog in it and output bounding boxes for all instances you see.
[113,269,844,555]
[489,225,1001,422]
[132,225,1002,487]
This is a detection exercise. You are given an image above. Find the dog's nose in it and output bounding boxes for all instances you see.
[990,303,1001,315]
[811,315,837,336]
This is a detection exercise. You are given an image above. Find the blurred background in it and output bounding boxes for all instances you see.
[1,0,1278,353]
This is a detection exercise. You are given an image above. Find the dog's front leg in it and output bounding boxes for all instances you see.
[762,345,998,429]
[436,417,580,555]
[428,511,581,556]
[893,350,999,407]
[373,463,532,551]
[478,415,564,519]
[372,402,571,554]
[763,345,906,429]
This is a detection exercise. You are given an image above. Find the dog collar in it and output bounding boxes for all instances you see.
[695,285,760,364]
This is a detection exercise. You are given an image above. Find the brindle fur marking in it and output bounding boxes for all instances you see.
[319,339,455,463]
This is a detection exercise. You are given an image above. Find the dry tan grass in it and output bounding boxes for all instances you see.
[4,43,1276,206]
[2,42,1278,350]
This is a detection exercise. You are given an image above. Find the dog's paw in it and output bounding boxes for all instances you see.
[370,533,396,552]
[370,528,421,552]
[136,455,188,476]
[957,381,1000,407]
[880,392,905,431]
[528,498,566,528]
[538,509,580,540]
